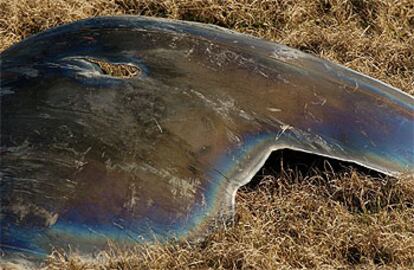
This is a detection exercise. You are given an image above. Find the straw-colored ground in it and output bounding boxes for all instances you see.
[1,0,413,269]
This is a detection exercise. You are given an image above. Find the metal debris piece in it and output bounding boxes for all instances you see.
[1,16,413,264]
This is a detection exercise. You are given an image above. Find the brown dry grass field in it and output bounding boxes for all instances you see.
[1,0,413,269]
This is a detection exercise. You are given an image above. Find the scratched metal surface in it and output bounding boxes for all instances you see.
[1,16,413,262]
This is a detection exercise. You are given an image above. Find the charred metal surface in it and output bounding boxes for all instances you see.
[0,16,413,264]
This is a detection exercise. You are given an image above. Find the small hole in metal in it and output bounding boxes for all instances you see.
[86,58,141,79]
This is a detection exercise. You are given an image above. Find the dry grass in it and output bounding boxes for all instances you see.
[1,0,413,269]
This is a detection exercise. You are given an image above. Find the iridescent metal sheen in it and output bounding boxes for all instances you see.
[1,16,413,264]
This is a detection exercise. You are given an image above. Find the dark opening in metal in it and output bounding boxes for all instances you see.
[246,149,388,189]
[239,150,402,215]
